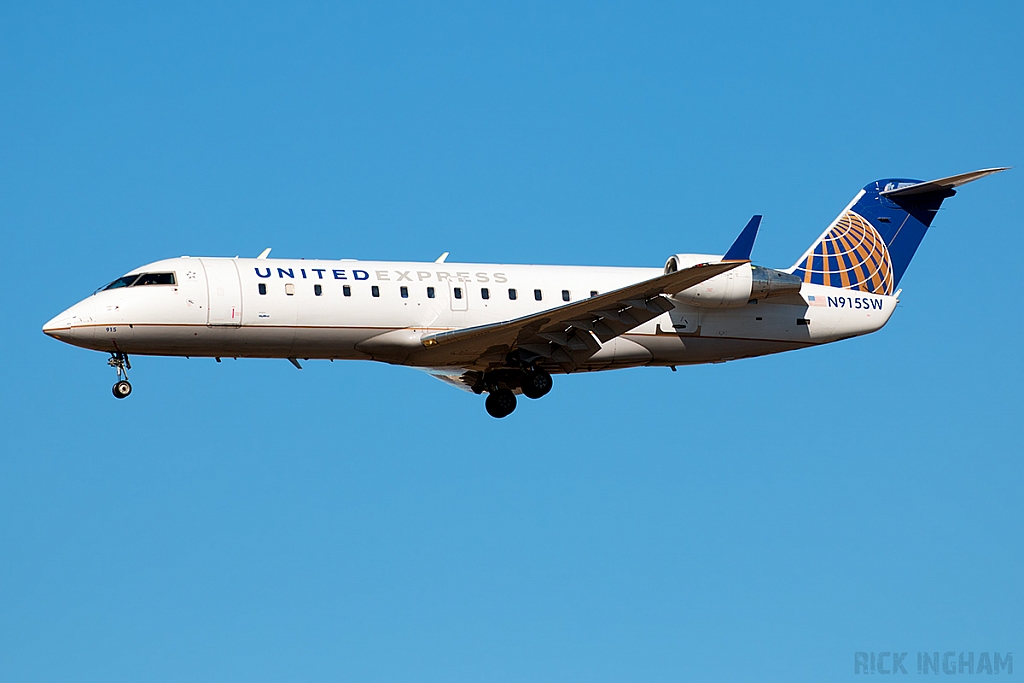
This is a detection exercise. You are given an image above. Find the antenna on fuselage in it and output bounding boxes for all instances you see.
[257,248,272,259]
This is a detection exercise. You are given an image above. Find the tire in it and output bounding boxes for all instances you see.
[520,370,552,399]
[485,388,517,418]
[112,380,132,399]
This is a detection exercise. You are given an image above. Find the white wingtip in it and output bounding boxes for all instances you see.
[257,248,272,259]
[434,252,449,263]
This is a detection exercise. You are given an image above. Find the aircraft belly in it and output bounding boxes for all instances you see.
[582,337,653,369]
[625,302,828,365]
[700,305,812,341]
[98,323,376,360]
[292,326,378,359]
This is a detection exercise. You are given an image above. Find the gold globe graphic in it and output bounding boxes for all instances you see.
[797,211,894,295]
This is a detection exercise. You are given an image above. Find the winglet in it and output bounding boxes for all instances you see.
[435,252,449,263]
[257,248,272,259]
[722,215,761,261]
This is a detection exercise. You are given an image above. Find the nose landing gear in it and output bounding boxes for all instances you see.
[108,352,132,399]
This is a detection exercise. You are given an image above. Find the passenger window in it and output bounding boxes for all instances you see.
[427,287,435,299]
[562,289,570,301]
[534,289,542,301]
[134,272,176,286]
[590,290,598,297]
[343,285,352,297]
[258,283,267,295]
[454,287,463,299]
[314,284,323,296]
[400,286,409,298]
[285,283,295,296]
[371,285,380,297]
[481,287,489,300]
[508,288,517,300]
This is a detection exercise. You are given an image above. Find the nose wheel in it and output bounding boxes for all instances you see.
[108,352,132,399]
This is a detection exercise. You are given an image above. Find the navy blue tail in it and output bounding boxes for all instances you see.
[789,178,956,295]
[791,168,1010,293]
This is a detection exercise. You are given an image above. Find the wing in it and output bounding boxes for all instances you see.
[418,260,744,372]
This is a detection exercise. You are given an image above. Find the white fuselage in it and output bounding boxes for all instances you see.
[43,255,897,373]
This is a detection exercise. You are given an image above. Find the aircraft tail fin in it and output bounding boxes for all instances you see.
[789,168,1007,294]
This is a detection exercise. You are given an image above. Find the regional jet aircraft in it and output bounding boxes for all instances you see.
[43,169,1005,417]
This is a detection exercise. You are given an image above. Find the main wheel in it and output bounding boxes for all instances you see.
[485,388,517,418]
[520,369,552,399]
[112,380,132,399]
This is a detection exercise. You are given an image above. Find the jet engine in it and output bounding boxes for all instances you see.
[664,254,802,308]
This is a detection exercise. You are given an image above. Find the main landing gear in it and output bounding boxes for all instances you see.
[108,352,132,399]
[485,388,517,418]
[520,368,553,400]
[482,367,553,418]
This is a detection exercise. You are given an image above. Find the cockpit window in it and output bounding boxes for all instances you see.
[102,275,141,291]
[100,272,176,292]
[133,272,176,286]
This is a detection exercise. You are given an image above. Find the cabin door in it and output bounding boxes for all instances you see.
[201,259,243,326]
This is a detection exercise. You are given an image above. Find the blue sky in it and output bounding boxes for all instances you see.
[2,2,1022,681]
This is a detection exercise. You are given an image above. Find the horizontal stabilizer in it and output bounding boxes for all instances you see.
[879,167,1009,197]
[723,215,761,261]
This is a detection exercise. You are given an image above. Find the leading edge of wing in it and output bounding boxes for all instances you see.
[420,260,744,352]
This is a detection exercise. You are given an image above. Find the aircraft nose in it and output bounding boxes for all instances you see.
[42,309,74,339]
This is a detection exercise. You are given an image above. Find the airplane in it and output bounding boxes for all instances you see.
[43,168,1006,417]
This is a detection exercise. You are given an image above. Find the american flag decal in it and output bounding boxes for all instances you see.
[807,295,827,307]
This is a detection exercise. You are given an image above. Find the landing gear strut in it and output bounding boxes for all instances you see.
[485,388,517,418]
[108,352,132,399]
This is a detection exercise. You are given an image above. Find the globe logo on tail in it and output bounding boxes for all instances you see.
[793,211,894,295]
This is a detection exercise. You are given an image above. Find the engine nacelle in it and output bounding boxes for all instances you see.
[664,254,802,308]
